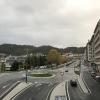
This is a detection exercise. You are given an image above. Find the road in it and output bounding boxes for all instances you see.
[83,65,100,100]
[14,82,57,100]
[2,60,100,100]
[67,61,100,100]
[0,64,66,100]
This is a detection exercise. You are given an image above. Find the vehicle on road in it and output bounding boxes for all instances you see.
[95,76,100,82]
[91,72,96,78]
[70,79,77,87]
[65,69,68,72]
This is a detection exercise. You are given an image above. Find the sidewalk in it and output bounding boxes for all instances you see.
[50,82,67,100]
[3,82,33,100]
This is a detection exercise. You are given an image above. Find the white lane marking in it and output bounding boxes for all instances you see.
[67,81,70,100]
[2,84,9,89]
[46,84,57,100]
[35,83,42,87]
[82,77,91,94]
[77,81,84,93]
[34,82,38,84]
[0,81,20,98]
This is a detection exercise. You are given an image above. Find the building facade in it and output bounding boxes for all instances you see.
[85,41,92,62]
[5,55,26,71]
[94,20,100,71]
[85,19,100,72]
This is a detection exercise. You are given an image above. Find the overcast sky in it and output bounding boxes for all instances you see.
[0,0,100,48]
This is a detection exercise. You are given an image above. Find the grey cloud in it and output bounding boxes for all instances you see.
[0,0,100,48]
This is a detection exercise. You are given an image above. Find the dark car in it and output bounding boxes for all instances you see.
[65,69,68,72]
[91,72,96,78]
[70,79,77,87]
[95,76,100,82]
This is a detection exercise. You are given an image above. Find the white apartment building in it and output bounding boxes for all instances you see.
[94,20,100,70]
[86,41,92,62]
[85,20,100,72]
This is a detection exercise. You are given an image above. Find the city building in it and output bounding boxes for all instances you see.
[94,20,100,72]
[90,35,95,63]
[85,19,100,73]
[85,40,92,62]
[5,55,27,71]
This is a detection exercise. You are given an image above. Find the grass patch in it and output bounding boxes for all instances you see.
[31,73,52,77]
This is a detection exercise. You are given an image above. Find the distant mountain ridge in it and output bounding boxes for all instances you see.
[0,44,85,56]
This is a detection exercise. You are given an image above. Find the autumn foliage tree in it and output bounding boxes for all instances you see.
[47,49,61,65]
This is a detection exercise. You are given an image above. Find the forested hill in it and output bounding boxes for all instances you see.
[0,44,85,56]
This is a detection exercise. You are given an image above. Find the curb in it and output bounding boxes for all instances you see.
[0,81,20,100]
[11,83,33,100]
[46,83,59,100]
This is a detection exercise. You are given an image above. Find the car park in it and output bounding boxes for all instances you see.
[70,79,77,87]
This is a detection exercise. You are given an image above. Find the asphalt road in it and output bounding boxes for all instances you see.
[0,68,61,100]
[0,80,17,97]
[0,60,80,100]
[83,69,100,100]
[14,82,56,100]
[0,71,25,84]
[68,81,90,100]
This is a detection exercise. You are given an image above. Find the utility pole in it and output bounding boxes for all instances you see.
[26,48,28,83]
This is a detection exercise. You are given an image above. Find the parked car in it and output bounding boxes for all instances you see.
[65,69,68,72]
[95,76,100,82]
[91,72,96,78]
[70,79,77,87]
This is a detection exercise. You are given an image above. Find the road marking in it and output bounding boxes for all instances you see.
[46,84,57,100]
[2,84,9,89]
[34,82,38,84]
[82,77,91,94]
[0,81,20,99]
[35,83,42,87]
[48,83,53,86]
[77,81,84,93]
[67,81,70,100]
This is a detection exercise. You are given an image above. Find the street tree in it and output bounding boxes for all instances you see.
[11,61,19,71]
[47,49,61,65]
[59,56,67,64]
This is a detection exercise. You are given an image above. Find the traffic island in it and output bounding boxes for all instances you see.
[29,72,56,78]
[49,82,67,100]
[30,73,52,77]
